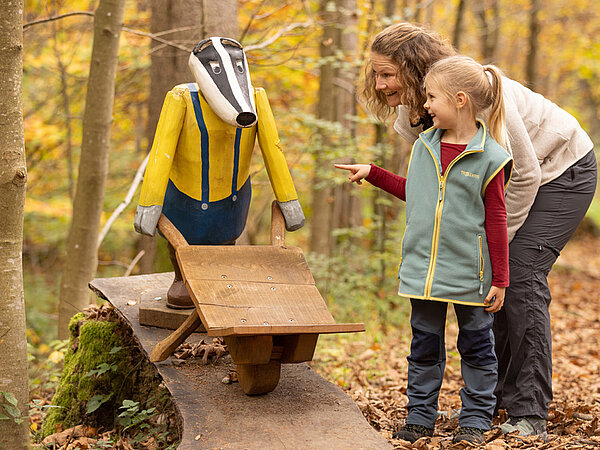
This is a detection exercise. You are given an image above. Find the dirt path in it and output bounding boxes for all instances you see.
[314,234,600,449]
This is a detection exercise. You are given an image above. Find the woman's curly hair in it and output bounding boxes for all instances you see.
[361,22,456,127]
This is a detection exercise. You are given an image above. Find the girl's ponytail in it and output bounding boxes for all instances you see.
[484,65,508,150]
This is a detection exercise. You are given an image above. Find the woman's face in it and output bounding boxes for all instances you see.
[371,52,403,107]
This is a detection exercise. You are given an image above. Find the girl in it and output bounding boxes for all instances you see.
[360,22,596,441]
[336,55,512,444]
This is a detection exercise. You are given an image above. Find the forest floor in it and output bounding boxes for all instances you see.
[31,233,600,449]
[313,233,600,449]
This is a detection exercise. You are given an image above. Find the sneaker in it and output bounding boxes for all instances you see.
[392,423,434,443]
[452,427,485,444]
[500,416,548,442]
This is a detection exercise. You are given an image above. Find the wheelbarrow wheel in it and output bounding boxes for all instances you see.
[236,360,281,395]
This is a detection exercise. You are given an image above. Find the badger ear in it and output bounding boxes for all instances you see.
[192,38,212,55]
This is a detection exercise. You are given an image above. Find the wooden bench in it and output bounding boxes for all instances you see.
[150,202,365,394]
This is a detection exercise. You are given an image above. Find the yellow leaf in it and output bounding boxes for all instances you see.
[48,350,64,364]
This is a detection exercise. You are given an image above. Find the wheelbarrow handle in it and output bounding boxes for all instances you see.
[158,214,189,250]
[270,201,286,247]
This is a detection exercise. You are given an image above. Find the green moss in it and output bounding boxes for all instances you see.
[42,313,131,436]
[41,307,181,447]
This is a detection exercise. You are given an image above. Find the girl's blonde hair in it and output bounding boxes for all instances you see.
[362,22,456,126]
[424,55,508,149]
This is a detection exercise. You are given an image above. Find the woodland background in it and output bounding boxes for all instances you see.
[1,0,599,447]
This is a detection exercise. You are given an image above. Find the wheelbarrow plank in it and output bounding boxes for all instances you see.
[208,323,366,337]
[176,245,315,285]
[185,279,335,329]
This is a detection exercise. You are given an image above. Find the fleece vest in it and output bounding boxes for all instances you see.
[398,121,513,306]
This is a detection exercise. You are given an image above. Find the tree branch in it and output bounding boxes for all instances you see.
[24,11,192,53]
[122,27,190,52]
[244,20,314,52]
[97,152,149,248]
[23,11,94,30]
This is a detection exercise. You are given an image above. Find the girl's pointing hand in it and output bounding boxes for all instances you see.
[334,164,371,185]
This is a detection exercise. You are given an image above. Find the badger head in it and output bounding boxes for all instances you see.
[188,37,257,128]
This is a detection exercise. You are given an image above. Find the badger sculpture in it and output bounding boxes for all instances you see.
[134,37,305,309]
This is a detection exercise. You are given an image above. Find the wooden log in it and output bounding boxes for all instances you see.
[149,309,202,362]
[89,274,392,449]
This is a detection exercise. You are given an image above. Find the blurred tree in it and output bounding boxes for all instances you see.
[50,2,76,201]
[474,0,499,63]
[331,0,361,233]
[310,0,338,256]
[58,0,126,339]
[0,0,29,446]
[453,0,467,50]
[310,0,360,256]
[137,0,238,273]
[526,0,540,89]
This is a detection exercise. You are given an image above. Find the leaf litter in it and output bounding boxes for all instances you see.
[312,234,600,448]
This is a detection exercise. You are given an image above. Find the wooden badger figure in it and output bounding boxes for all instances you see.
[134,37,305,309]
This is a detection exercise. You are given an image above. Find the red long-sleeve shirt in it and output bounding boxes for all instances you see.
[366,142,509,287]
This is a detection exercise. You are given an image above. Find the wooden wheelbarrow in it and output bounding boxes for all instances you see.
[150,201,365,395]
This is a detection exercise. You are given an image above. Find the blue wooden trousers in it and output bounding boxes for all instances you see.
[406,299,497,430]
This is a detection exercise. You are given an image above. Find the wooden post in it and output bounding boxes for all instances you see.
[270,201,285,247]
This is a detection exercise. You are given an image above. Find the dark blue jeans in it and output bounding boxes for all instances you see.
[407,299,497,430]
[494,149,597,419]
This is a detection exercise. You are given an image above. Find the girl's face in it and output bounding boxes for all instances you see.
[371,52,403,107]
[423,81,457,130]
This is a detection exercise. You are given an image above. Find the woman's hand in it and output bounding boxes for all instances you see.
[484,285,505,313]
[334,164,371,185]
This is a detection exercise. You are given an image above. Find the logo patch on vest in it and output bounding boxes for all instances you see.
[461,170,480,179]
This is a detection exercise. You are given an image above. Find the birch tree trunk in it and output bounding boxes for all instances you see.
[58,0,126,339]
[0,0,29,445]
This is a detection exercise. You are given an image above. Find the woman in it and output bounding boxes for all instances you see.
[363,22,597,439]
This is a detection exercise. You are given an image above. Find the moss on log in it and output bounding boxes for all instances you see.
[42,305,180,445]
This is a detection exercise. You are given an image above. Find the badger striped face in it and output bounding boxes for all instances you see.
[188,37,257,128]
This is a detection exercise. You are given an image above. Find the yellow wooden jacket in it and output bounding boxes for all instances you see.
[139,83,299,209]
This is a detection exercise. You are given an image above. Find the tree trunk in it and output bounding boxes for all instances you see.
[52,17,75,201]
[385,0,396,17]
[453,0,467,51]
[526,0,540,89]
[58,0,126,339]
[331,0,360,233]
[138,0,238,273]
[310,0,338,255]
[0,0,29,446]
[474,0,499,63]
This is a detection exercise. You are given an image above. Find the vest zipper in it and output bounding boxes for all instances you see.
[478,234,484,295]
[421,139,482,299]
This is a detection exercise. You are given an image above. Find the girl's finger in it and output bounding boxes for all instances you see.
[334,164,350,170]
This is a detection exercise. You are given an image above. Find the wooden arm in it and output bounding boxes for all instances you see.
[270,201,285,247]
[158,214,188,250]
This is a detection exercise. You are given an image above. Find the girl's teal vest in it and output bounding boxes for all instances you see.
[398,121,513,306]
